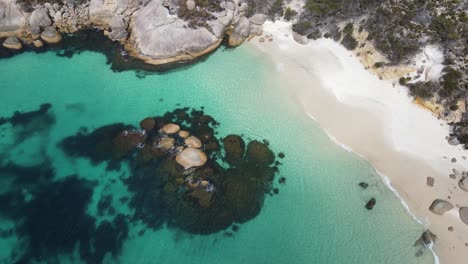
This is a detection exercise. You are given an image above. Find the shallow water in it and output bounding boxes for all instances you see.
[0,46,433,264]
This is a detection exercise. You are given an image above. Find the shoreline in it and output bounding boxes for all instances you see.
[248,21,468,263]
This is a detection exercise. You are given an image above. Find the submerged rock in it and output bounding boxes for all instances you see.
[429,199,453,215]
[140,117,155,131]
[365,198,376,210]
[223,134,245,165]
[246,140,274,165]
[358,182,369,189]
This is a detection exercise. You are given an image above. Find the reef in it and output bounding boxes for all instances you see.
[60,107,284,234]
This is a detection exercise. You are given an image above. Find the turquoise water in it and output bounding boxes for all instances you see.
[0,46,433,264]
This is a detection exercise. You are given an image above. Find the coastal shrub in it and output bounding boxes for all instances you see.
[399,77,407,86]
[292,21,312,35]
[341,33,358,50]
[305,0,341,16]
[307,29,321,40]
[343,23,354,35]
[442,67,462,94]
[430,15,460,41]
[374,62,385,68]
[408,82,435,99]
[268,0,284,18]
[284,7,298,21]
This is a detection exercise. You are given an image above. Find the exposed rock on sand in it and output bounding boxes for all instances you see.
[228,16,250,47]
[460,207,468,226]
[176,147,207,169]
[184,136,202,148]
[162,123,180,134]
[426,176,435,187]
[459,177,468,192]
[41,26,62,43]
[3,36,22,49]
[429,199,454,215]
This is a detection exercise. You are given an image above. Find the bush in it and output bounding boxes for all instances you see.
[408,82,435,99]
[374,62,385,68]
[305,0,341,16]
[430,15,460,41]
[341,33,358,50]
[268,0,284,18]
[442,67,462,94]
[343,23,354,35]
[284,7,298,21]
[292,21,312,35]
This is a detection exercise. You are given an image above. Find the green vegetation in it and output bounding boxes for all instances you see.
[292,21,312,35]
[284,7,298,21]
[408,82,435,99]
[268,0,284,18]
[373,62,385,68]
[305,0,341,16]
[343,23,354,35]
[430,15,460,41]
[341,33,357,50]
[442,67,462,94]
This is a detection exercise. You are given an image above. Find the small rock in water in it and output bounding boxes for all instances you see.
[232,225,239,232]
[278,177,286,184]
[415,230,437,246]
[273,188,279,194]
[426,177,434,187]
[359,182,369,189]
[429,199,454,215]
[365,198,376,210]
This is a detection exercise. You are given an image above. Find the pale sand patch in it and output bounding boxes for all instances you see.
[249,20,468,264]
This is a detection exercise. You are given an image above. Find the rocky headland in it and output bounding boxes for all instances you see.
[0,0,267,65]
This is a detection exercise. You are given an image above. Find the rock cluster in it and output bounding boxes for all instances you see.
[59,108,284,234]
[0,0,267,65]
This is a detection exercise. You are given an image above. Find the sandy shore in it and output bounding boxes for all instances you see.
[248,21,468,263]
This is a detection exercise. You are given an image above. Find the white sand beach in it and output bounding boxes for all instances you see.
[249,21,468,263]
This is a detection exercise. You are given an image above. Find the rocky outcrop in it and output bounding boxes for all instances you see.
[29,8,52,28]
[228,16,250,47]
[175,147,207,169]
[41,26,62,43]
[0,0,265,66]
[3,36,22,49]
[129,0,222,65]
[0,0,26,35]
[429,199,454,215]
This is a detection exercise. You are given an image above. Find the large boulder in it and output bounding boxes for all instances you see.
[460,207,468,226]
[228,16,250,47]
[108,28,128,41]
[41,26,62,43]
[89,0,133,25]
[3,36,22,50]
[130,0,222,65]
[0,0,26,33]
[29,8,52,28]
[429,199,454,215]
[249,13,266,25]
[175,147,207,169]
